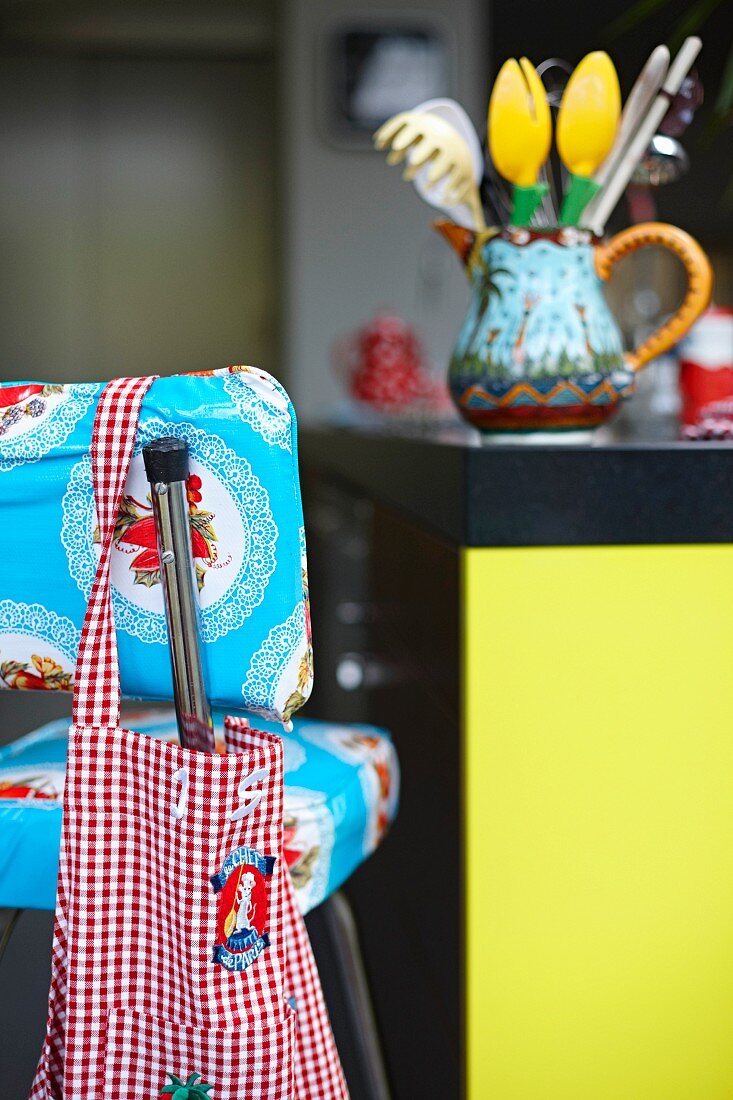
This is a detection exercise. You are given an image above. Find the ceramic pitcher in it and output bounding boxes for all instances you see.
[437,221,712,436]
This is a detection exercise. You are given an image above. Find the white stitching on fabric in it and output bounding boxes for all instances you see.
[230,767,268,821]
[172,766,190,821]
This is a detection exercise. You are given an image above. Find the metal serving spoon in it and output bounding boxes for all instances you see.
[631,133,690,186]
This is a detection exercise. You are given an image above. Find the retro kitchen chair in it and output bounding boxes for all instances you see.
[0,429,398,1100]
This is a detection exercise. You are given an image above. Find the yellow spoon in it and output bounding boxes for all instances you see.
[557,51,621,225]
[488,57,552,226]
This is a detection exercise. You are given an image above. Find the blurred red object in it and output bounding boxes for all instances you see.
[334,312,448,413]
[660,69,704,138]
[682,398,733,441]
[678,307,733,427]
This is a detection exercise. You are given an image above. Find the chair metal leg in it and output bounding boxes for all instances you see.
[0,908,21,964]
[320,891,392,1100]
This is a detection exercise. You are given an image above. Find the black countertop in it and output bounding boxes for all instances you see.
[300,424,733,547]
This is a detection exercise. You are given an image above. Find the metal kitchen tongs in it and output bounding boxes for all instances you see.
[143,437,216,752]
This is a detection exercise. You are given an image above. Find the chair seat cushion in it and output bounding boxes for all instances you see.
[0,708,399,915]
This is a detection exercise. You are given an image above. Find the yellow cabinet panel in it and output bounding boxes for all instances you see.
[464,545,733,1099]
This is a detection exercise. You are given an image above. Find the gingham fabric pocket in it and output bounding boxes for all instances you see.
[42,715,293,1097]
[225,718,349,1099]
[103,1008,296,1099]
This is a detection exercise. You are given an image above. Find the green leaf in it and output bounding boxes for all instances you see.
[113,498,141,543]
[45,670,72,689]
[0,660,26,680]
[161,1071,213,1099]
[283,689,306,723]
[714,41,733,118]
[190,511,217,542]
[722,170,733,209]
[133,567,161,589]
[668,0,725,52]
[606,0,672,38]
[191,509,215,526]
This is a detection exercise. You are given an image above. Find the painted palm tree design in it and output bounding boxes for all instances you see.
[512,295,538,367]
[574,303,596,361]
[162,1072,213,1099]
[467,256,509,350]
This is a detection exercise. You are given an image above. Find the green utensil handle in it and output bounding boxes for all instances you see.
[510,183,549,227]
[559,175,601,227]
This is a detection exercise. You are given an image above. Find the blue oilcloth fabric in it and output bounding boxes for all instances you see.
[0,708,399,914]
[0,368,312,722]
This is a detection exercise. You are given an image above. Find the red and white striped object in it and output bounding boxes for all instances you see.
[30,377,347,1099]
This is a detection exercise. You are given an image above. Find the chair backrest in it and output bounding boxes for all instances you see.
[0,367,312,724]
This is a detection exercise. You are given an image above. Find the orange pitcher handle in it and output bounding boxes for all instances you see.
[594,222,713,373]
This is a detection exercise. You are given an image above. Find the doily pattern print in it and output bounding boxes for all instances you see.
[241,602,306,717]
[223,367,293,452]
[61,419,278,645]
[0,383,99,472]
[0,600,81,691]
[0,600,80,659]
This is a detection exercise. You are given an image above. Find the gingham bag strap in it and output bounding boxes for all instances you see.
[72,375,157,729]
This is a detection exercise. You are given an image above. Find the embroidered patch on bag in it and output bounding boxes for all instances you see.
[211,845,275,972]
[162,1072,212,1098]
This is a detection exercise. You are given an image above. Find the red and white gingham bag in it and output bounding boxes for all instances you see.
[30,376,348,1100]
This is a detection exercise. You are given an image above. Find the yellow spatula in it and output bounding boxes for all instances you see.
[557,51,621,225]
[374,109,486,230]
[488,57,552,226]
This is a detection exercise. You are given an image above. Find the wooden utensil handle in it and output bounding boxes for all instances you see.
[595,222,713,372]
